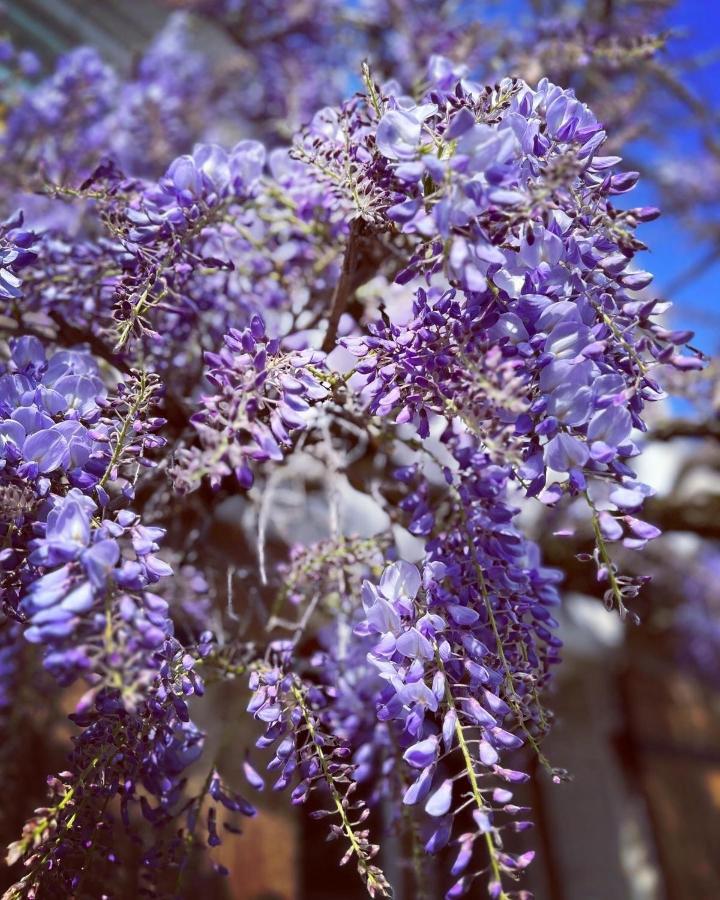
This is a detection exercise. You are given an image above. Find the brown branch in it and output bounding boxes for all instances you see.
[649,419,720,442]
[645,494,720,541]
[321,218,363,353]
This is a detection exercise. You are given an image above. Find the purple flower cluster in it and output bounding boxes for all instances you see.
[0,15,224,189]
[20,489,174,679]
[0,336,106,500]
[0,212,37,302]
[332,66,703,615]
[0,332,222,887]
[0,5,705,894]
[111,139,265,350]
[248,645,391,897]
[0,336,164,513]
[354,550,548,894]
[0,344,170,682]
[218,146,349,329]
[139,139,266,227]
[6,638,218,897]
[2,47,118,187]
[344,287,531,457]
[175,315,328,491]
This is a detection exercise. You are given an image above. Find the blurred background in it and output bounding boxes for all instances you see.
[1,1,719,898]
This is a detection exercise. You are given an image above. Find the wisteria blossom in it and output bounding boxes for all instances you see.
[0,3,714,899]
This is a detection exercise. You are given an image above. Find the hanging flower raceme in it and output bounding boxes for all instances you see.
[342,285,532,458]
[247,643,391,898]
[1,338,107,613]
[0,339,229,890]
[4,637,238,899]
[109,139,266,351]
[356,558,543,898]
[19,488,175,682]
[174,315,328,491]
[0,334,166,604]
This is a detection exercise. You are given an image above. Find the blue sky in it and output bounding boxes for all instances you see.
[628,0,720,352]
